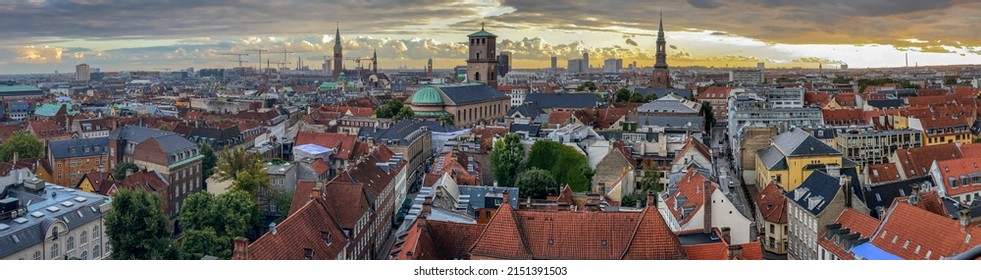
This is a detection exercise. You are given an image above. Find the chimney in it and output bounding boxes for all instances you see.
[703,180,713,234]
[909,183,921,205]
[959,209,971,231]
[595,182,606,194]
[421,196,434,217]
[646,191,656,208]
[232,237,249,260]
[875,206,885,219]
[827,165,840,178]
[502,189,511,204]
[840,175,852,209]
[310,181,325,201]
[727,244,744,260]
[720,227,732,245]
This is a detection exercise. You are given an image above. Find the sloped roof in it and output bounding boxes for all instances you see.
[863,176,934,218]
[754,182,788,223]
[895,143,962,178]
[672,137,711,165]
[524,93,600,109]
[871,202,981,260]
[868,163,902,184]
[786,170,842,216]
[665,170,717,226]
[437,84,508,105]
[295,131,359,160]
[934,156,981,196]
[771,128,841,157]
[48,137,109,159]
[247,198,348,260]
[758,146,787,170]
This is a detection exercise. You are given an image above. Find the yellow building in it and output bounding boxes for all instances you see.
[909,116,974,146]
[755,128,856,192]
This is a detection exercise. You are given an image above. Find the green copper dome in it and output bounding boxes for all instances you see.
[411,87,444,104]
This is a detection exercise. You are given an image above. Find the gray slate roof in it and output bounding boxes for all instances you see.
[154,134,197,154]
[638,115,703,129]
[634,88,694,99]
[48,137,109,159]
[524,93,600,109]
[866,99,904,109]
[359,119,461,146]
[509,124,541,138]
[0,184,110,258]
[862,176,933,219]
[439,84,508,105]
[637,97,698,114]
[786,170,842,216]
[758,146,788,170]
[772,128,841,157]
[507,101,544,117]
[108,126,174,143]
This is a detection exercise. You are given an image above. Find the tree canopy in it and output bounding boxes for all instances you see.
[526,141,593,192]
[615,88,632,102]
[516,168,559,199]
[177,190,259,259]
[112,161,140,180]
[104,188,179,260]
[200,143,218,183]
[393,106,415,120]
[700,101,715,129]
[491,133,525,187]
[638,162,664,193]
[375,99,405,119]
[0,131,44,161]
[577,81,598,92]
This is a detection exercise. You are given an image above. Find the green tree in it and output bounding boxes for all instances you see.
[437,115,455,125]
[615,88,632,102]
[0,131,44,161]
[273,190,295,223]
[491,133,525,187]
[375,99,404,119]
[628,92,646,103]
[104,188,179,260]
[112,161,140,180]
[200,143,218,183]
[393,106,415,120]
[516,168,558,199]
[177,190,259,259]
[700,101,715,128]
[621,193,647,208]
[526,141,593,192]
[638,162,663,193]
[159,123,172,131]
[577,81,597,92]
[214,147,256,182]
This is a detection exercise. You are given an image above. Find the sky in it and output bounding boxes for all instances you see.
[1,0,980,74]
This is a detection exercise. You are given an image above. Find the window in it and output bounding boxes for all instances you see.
[93,245,101,259]
[33,251,41,260]
[80,231,88,245]
[50,243,60,259]
[770,224,775,234]
[67,236,75,252]
[93,226,100,240]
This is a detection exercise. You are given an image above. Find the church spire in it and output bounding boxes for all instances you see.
[334,22,342,50]
[659,10,663,33]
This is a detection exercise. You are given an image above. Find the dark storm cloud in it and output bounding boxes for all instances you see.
[0,0,480,41]
[687,0,722,9]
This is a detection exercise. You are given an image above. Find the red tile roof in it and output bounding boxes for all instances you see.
[425,150,481,187]
[822,108,867,126]
[289,180,317,216]
[754,182,788,224]
[895,143,962,178]
[933,157,981,196]
[310,158,330,175]
[665,170,716,226]
[915,88,949,96]
[391,218,487,260]
[833,92,858,106]
[318,105,374,118]
[295,131,359,160]
[836,209,880,239]
[952,86,978,98]
[868,163,902,185]
[469,204,687,260]
[896,190,949,217]
[958,143,981,158]
[698,87,734,100]
[573,108,631,130]
[247,198,348,260]
[805,91,831,107]
[672,138,711,165]
[547,111,573,126]
[871,202,981,260]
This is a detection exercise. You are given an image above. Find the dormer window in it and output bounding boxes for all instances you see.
[303,248,314,260]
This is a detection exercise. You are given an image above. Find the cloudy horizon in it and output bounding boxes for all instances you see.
[1,0,980,74]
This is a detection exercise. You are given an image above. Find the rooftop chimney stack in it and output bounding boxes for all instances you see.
[959,209,971,231]
[727,244,744,260]
[232,237,249,260]
[311,181,325,201]
[646,191,656,208]
[703,180,713,234]
[721,227,732,245]
[909,183,922,205]
[841,175,852,209]
[502,189,511,204]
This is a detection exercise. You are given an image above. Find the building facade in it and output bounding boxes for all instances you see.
[835,129,922,166]
[409,84,509,127]
[46,137,110,187]
[466,24,498,88]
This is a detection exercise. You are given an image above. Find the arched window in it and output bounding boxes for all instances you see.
[67,236,75,252]
[475,71,481,81]
[93,226,100,240]
[476,52,481,60]
[50,243,59,259]
[81,231,88,245]
[93,245,101,259]
[33,251,40,260]
[80,251,88,260]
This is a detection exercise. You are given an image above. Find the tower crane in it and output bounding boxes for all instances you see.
[245,49,268,71]
[220,53,250,68]
[269,50,295,71]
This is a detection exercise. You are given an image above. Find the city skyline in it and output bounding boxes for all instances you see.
[1,0,981,74]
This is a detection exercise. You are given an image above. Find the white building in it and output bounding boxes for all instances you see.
[657,169,754,244]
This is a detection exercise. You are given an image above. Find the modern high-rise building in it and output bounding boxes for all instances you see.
[603,58,623,73]
[466,23,498,88]
[567,59,583,74]
[75,63,90,81]
[652,12,670,88]
[550,56,558,70]
[496,51,511,78]
[582,52,590,73]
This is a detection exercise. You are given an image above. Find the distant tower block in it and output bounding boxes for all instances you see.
[466,22,498,88]
[427,58,434,78]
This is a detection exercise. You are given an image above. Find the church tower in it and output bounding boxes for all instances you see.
[372,49,378,74]
[466,23,498,88]
[652,12,671,88]
[333,23,343,80]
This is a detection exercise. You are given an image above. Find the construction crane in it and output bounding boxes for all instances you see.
[245,49,268,71]
[220,53,250,68]
[269,50,295,71]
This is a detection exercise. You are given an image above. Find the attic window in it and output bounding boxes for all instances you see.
[320,231,332,246]
[303,248,314,260]
[548,239,554,246]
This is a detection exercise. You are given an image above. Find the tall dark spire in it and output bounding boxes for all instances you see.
[654,11,668,69]
[334,22,342,50]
